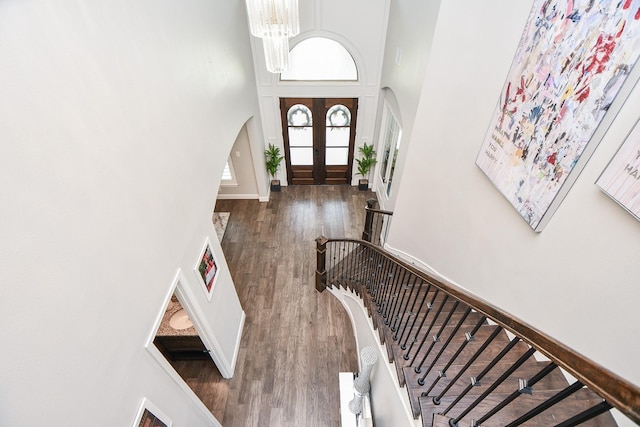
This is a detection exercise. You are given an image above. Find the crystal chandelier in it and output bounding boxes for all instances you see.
[245,0,300,73]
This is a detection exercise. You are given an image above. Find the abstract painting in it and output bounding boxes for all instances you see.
[476,0,640,231]
[597,118,640,220]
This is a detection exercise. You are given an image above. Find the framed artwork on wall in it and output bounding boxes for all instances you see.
[597,118,640,221]
[475,0,640,231]
[194,236,219,301]
[133,398,172,427]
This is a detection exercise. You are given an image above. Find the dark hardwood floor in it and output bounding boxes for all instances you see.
[174,185,375,426]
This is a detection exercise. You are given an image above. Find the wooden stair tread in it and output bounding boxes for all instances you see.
[387,324,520,388]
[419,387,617,427]
[404,360,571,418]
[330,263,620,427]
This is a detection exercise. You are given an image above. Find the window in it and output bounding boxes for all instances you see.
[379,104,402,197]
[220,158,237,186]
[325,104,351,165]
[287,104,314,165]
[280,37,358,81]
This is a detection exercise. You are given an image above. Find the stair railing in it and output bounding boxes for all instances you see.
[315,237,640,426]
[362,199,393,246]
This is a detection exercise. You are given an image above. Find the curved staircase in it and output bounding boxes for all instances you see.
[316,238,640,427]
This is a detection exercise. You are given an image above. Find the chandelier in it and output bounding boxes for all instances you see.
[245,0,300,73]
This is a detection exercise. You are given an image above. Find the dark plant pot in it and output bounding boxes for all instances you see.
[358,178,369,191]
[270,179,281,192]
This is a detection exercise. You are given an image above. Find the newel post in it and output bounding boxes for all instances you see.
[362,198,377,242]
[315,236,328,292]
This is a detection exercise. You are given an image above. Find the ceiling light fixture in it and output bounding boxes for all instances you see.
[245,0,300,73]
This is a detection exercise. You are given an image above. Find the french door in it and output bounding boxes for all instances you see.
[280,98,358,185]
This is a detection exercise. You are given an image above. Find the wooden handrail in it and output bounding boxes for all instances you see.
[318,236,640,424]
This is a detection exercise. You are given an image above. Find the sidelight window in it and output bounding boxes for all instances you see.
[325,105,351,165]
[287,104,313,165]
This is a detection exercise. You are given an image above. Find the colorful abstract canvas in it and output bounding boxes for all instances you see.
[476,0,640,231]
[597,119,640,220]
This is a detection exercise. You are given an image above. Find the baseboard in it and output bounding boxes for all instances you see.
[216,193,260,200]
[383,242,473,295]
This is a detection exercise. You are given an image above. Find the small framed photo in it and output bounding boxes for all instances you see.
[194,236,219,300]
[133,397,172,427]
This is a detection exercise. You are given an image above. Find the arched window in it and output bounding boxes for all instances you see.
[280,37,358,81]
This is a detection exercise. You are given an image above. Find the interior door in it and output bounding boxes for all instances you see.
[281,98,357,185]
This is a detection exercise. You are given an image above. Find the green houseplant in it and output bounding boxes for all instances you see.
[264,143,285,192]
[355,142,377,190]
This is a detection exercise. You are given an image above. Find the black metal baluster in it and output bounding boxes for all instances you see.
[422,315,487,396]
[352,243,365,295]
[383,264,405,323]
[402,286,437,357]
[370,253,383,302]
[376,256,395,310]
[414,301,462,374]
[408,293,449,365]
[472,361,557,426]
[448,345,536,426]
[377,258,393,313]
[554,400,613,427]
[338,241,345,287]
[390,272,415,333]
[417,306,471,384]
[350,242,358,290]
[433,325,503,405]
[438,335,520,412]
[398,281,429,347]
[505,380,584,427]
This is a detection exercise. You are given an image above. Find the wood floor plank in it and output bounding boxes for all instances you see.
[175,185,373,426]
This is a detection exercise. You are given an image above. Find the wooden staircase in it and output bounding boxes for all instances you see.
[316,239,640,426]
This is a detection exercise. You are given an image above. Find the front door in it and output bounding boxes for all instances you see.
[280,98,357,185]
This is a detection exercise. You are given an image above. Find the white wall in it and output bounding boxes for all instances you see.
[0,1,255,425]
[374,0,442,211]
[388,0,640,397]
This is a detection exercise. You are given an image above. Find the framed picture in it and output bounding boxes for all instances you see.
[475,0,640,231]
[133,398,172,427]
[194,236,219,300]
[596,118,640,221]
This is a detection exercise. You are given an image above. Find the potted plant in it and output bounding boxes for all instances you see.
[355,142,377,191]
[264,143,285,192]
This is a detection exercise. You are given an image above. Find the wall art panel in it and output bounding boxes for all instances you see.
[476,0,640,231]
[597,118,640,220]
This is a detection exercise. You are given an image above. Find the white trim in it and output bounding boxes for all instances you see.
[145,344,222,426]
[216,193,261,200]
[193,236,219,301]
[142,269,231,426]
[229,310,246,374]
[131,397,173,427]
[328,287,421,427]
[383,242,442,278]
